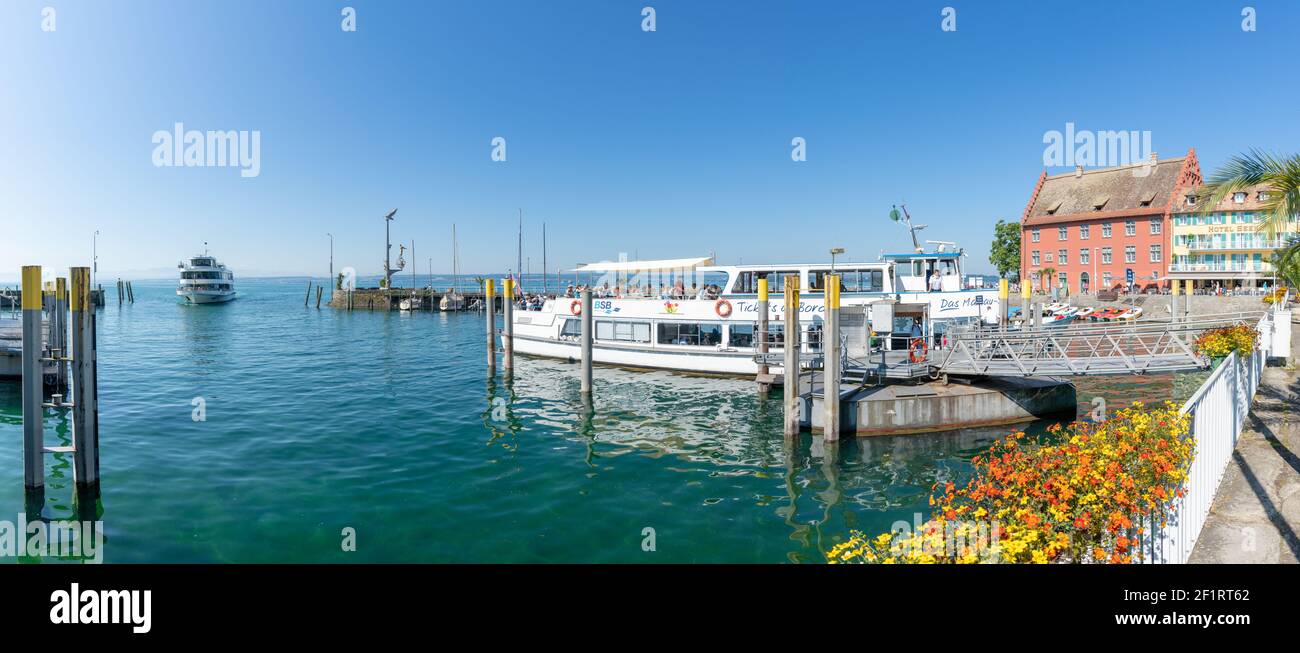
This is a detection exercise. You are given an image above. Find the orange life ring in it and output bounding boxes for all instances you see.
[715,299,733,318]
[909,337,928,364]
[570,300,582,316]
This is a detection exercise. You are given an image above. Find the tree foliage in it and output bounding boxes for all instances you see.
[989,219,1021,279]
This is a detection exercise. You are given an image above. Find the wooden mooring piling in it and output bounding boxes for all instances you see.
[20,265,101,507]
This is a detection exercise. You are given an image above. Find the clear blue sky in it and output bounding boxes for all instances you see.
[3,0,1298,281]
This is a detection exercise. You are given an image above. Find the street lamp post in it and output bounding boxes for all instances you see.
[830,247,845,273]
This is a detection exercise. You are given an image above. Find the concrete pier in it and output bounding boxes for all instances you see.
[806,376,1077,436]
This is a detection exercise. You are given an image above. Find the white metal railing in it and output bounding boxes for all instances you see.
[1144,309,1281,563]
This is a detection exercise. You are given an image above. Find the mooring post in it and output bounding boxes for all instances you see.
[502,277,515,370]
[756,277,770,392]
[304,281,312,307]
[21,266,44,493]
[998,278,1009,331]
[71,267,99,493]
[823,274,841,441]
[316,285,323,309]
[56,277,68,389]
[485,278,497,374]
[1020,280,1031,330]
[783,274,801,438]
[127,281,134,303]
[1170,278,1180,325]
[580,288,593,396]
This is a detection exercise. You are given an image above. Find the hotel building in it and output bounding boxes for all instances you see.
[1019,150,1202,294]
[1170,183,1297,291]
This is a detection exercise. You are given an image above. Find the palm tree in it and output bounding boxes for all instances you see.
[1038,267,1056,293]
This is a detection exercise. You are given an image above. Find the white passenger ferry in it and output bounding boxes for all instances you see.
[176,251,237,304]
[509,250,1001,376]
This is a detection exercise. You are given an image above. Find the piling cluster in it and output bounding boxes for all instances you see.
[20,265,101,511]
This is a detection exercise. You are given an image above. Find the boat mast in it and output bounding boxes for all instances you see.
[542,222,547,294]
[517,208,523,296]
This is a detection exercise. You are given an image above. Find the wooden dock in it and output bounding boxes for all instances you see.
[325,287,503,311]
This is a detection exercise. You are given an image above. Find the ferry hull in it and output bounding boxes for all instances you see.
[178,290,237,304]
[512,334,764,376]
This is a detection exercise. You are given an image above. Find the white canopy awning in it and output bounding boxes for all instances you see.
[573,257,713,273]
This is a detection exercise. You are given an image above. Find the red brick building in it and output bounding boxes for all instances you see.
[1020,149,1202,294]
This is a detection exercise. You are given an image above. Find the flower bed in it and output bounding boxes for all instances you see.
[1193,324,1258,359]
[827,402,1192,564]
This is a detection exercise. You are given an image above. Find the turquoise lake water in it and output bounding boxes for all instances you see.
[0,277,1182,563]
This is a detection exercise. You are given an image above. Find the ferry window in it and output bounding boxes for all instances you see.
[560,319,581,338]
[839,269,883,292]
[729,324,756,347]
[734,272,756,294]
[596,320,650,343]
[761,272,800,294]
[657,322,723,346]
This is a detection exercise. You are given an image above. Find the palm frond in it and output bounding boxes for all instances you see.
[1199,149,1300,237]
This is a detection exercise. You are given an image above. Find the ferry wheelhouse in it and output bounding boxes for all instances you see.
[509,251,1000,376]
[176,253,237,304]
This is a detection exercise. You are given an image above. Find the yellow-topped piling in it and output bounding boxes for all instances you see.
[783,274,801,438]
[502,278,515,369]
[755,277,770,388]
[71,268,89,312]
[823,274,841,441]
[485,278,497,372]
[22,266,42,310]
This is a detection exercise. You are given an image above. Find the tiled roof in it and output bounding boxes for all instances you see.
[1174,183,1274,213]
[1023,156,1188,226]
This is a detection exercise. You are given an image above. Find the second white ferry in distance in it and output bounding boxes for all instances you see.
[508,246,1001,376]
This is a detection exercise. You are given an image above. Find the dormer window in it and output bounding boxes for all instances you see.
[1185,194,1198,206]
[1138,191,1156,208]
[1233,192,1247,204]
[1092,196,1108,211]
[1046,199,1063,216]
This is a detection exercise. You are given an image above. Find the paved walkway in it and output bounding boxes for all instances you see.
[1189,325,1300,563]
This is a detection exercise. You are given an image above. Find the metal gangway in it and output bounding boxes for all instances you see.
[935,311,1268,377]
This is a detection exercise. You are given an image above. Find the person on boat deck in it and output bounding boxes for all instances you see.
[689,283,699,298]
[929,271,942,292]
[565,285,575,298]
[911,318,923,339]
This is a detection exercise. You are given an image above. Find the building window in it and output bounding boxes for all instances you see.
[1031,250,1040,266]
[1031,228,1040,243]
[1058,272,1068,289]
[1185,194,1198,206]
[1102,272,1112,288]
[1125,245,1136,263]
[1101,247,1112,264]
[1057,249,1067,265]
[1080,248,1090,265]
[1058,226,1068,240]
[1149,217,1161,234]
[1258,191,1270,201]
[1080,224,1090,239]
[1233,192,1247,204]
[1101,222,1112,238]
[1125,219,1136,236]
[1149,244,1162,262]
